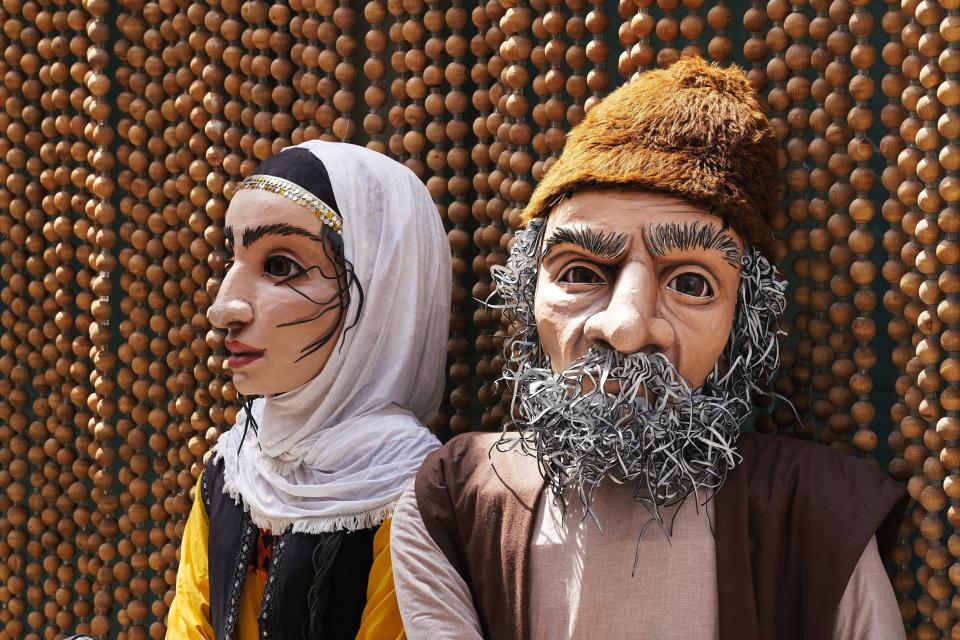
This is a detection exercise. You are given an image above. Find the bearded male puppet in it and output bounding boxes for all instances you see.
[390,59,908,640]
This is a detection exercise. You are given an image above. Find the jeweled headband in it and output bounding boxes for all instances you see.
[236,148,344,234]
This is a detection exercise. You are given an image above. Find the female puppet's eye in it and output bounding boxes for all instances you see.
[264,255,305,278]
[667,272,713,298]
[559,266,605,285]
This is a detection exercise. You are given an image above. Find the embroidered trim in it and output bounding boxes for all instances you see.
[224,514,257,639]
[236,174,343,234]
[257,530,292,638]
[201,462,212,515]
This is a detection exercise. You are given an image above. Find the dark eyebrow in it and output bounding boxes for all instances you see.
[225,222,327,248]
[542,224,629,260]
[645,221,742,267]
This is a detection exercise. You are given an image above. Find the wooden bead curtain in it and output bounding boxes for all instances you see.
[2,0,960,636]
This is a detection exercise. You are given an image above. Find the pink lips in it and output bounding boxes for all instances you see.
[225,339,265,369]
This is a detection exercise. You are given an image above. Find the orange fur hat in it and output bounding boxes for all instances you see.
[522,57,780,257]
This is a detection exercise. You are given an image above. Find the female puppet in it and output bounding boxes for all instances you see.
[166,140,450,639]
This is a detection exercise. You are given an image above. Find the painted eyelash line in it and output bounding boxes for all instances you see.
[543,224,629,259]
[645,221,742,267]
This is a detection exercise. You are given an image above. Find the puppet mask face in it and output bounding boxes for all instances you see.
[490,188,786,512]
[208,190,346,396]
[534,190,743,387]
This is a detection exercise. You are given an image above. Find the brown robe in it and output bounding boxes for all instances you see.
[413,431,908,640]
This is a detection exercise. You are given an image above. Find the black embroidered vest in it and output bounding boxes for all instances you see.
[202,458,375,640]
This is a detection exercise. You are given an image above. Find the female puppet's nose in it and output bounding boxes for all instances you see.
[207,272,254,329]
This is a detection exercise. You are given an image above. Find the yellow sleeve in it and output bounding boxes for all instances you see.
[355,518,406,640]
[166,472,216,640]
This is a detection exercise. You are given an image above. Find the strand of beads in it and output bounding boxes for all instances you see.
[425,0,461,434]
[806,0,836,442]
[499,0,533,231]
[199,11,233,609]
[387,0,409,166]
[938,1,960,634]
[823,0,856,451]
[198,0,232,459]
[315,0,340,142]
[655,0,680,67]
[1,3,39,636]
[617,0,638,78]
[484,0,513,423]
[268,1,295,150]
[781,0,816,438]
[113,0,159,635]
[289,0,321,143]
[154,4,190,636]
[36,12,77,623]
[362,0,388,152]
[160,3,197,637]
[762,0,790,435]
[39,4,85,635]
[445,0,477,436]
[847,0,880,461]
[679,0,704,58]
[17,6,59,637]
[628,0,655,75]
[880,0,917,624]
[538,2,565,172]
[743,0,767,91]
[212,0,243,445]
[707,0,732,63]
[402,0,428,178]
[182,2,222,635]
[65,4,98,632]
[472,2,502,431]
[899,0,940,633]
[531,5,550,193]
[149,3,189,638]
[18,8,59,635]
[584,0,608,112]
[79,0,119,634]
[332,1,357,142]
[566,0,588,122]
[500,0,535,427]
[913,0,953,632]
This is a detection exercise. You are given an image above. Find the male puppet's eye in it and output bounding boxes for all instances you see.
[559,266,605,285]
[264,255,305,279]
[667,272,713,298]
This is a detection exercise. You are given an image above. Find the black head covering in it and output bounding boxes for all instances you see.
[252,147,342,216]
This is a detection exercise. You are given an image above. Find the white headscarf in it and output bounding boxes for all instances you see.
[214,141,449,534]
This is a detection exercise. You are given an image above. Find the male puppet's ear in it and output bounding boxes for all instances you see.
[522,57,780,260]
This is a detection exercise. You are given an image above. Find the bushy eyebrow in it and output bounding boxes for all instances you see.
[224,223,326,249]
[542,224,629,260]
[645,221,742,267]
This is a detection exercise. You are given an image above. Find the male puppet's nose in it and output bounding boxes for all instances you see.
[207,269,254,329]
[582,262,675,356]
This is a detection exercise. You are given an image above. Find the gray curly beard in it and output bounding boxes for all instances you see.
[502,346,748,516]
[490,219,786,534]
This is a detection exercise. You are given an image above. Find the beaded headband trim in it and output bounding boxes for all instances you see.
[237,174,343,234]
